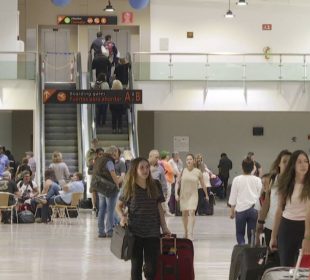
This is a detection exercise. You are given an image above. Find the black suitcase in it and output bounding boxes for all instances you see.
[196,189,215,216]
[168,183,176,214]
[239,246,269,280]
[229,232,273,280]
[175,200,182,216]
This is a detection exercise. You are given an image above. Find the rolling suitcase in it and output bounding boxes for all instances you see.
[168,183,176,214]
[196,189,215,216]
[155,235,194,280]
[206,193,215,215]
[229,233,272,280]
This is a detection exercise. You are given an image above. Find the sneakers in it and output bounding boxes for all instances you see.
[98,231,113,238]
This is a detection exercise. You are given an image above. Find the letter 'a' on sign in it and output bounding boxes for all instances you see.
[125,91,131,102]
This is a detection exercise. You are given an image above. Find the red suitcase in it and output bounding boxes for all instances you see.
[155,235,194,280]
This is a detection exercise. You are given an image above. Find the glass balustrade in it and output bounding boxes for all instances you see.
[132,53,310,81]
[0,52,36,80]
[43,52,77,83]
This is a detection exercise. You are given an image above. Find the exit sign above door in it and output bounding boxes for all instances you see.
[262,24,272,31]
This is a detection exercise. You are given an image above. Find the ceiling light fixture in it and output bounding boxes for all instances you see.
[236,0,248,6]
[104,0,115,12]
[225,0,235,18]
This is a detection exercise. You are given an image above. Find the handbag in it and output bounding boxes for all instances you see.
[90,175,118,197]
[110,224,135,261]
[210,175,222,188]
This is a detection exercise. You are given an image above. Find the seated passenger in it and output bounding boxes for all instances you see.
[32,169,60,223]
[49,172,84,205]
[17,171,39,206]
[0,171,20,223]
[15,157,32,182]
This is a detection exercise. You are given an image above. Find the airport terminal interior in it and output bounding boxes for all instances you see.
[2,0,310,279]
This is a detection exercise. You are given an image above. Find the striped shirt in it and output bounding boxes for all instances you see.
[120,181,164,238]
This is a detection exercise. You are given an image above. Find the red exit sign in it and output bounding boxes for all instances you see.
[262,24,272,31]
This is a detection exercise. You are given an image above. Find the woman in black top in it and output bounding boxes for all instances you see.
[116,157,170,280]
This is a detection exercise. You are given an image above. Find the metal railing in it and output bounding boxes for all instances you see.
[127,52,138,158]
[132,52,310,82]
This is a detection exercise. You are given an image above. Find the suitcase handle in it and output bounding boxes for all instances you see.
[160,234,177,255]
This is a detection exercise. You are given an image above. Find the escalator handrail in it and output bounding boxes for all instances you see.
[126,52,138,158]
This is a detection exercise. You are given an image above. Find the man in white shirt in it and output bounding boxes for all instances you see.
[17,171,39,205]
[229,158,262,244]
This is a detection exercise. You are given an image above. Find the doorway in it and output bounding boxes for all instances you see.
[0,110,33,164]
[41,28,71,82]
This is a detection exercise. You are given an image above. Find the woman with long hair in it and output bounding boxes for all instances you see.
[195,154,212,215]
[115,157,170,280]
[175,153,209,240]
[270,150,310,266]
[49,151,70,188]
[256,150,291,246]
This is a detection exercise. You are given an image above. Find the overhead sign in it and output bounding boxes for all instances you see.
[262,24,272,31]
[57,15,117,25]
[43,89,142,104]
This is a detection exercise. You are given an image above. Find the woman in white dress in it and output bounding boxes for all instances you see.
[175,154,209,240]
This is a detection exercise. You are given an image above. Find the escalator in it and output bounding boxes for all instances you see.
[87,53,136,155]
[41,52,83,175]
[44,83,78,173]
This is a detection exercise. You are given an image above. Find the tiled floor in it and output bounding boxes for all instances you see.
[0,201,236,280]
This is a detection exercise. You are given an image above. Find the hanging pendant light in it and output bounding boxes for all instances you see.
[225,0,235,18]
[104,0,115,12]
[236,0,248,6]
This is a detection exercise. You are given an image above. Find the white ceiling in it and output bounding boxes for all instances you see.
[151,0,310,7]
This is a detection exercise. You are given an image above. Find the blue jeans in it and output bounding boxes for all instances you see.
[235,206,258,244]
[98,192,118,235]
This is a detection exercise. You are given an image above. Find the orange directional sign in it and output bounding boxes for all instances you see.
[43,89,142,104]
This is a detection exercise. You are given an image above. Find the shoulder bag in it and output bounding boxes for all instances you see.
[110,224,135,261]
[90,175,118,197]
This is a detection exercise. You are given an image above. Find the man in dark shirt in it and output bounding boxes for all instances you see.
[91,53,111,80]
[89,31,105,58]
[247,152,262,177]
[218,153,233,198]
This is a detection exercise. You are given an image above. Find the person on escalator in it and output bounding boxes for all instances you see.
[89,31,105,58]
[92,53,111,81]
[114,58,131,89]
[93,73,110,127]
[110,80,124,134]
